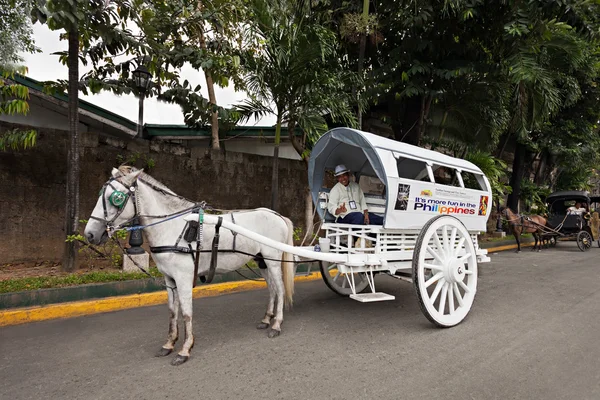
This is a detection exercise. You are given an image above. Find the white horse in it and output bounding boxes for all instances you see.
[84,166,295,366]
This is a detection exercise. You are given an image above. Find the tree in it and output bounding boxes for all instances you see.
[82,0,245,148]
[31,0,136,271]
[238,0,358,215]
[0,0,39,65]
[1,0,39,150]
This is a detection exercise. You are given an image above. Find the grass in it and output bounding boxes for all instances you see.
[0,268,163,294]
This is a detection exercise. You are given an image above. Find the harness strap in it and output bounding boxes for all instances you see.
[201,216,222,284]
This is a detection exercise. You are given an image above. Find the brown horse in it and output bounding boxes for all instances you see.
[500,207,549,252]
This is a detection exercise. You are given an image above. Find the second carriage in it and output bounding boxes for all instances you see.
[542,191,600,251]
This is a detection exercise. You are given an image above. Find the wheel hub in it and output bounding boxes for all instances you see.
[444,258,466,283]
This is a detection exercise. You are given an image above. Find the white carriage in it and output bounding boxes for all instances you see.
[190,128,492,327]
[308,127,491,326]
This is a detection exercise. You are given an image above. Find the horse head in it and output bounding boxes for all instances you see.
[84,167,143,245]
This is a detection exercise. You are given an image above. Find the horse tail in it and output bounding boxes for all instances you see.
[281,216,295,308]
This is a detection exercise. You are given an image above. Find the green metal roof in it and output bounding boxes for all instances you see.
[145,124,279,137]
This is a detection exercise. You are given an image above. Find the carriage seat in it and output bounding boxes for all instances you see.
[318,189,385,223]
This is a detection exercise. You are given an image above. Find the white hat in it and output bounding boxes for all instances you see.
[334,164,350,177]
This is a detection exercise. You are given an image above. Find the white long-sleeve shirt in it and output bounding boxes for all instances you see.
[327,182,368,219]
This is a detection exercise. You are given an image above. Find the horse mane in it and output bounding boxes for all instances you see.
[118,165,194,209]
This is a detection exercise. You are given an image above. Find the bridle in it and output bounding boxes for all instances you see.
[89,177,138,232]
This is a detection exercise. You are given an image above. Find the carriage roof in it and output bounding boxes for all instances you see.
[545,191,590,203]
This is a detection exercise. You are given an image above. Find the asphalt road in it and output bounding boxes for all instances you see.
[1,242,599,400]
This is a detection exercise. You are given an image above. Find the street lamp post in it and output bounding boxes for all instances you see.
[126,64,152,257]
[132,64,152,139]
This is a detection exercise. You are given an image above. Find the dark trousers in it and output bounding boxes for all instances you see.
[338,212,383,225]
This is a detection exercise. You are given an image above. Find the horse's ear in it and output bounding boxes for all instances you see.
[121,169,143,187]
[111,167,121,178]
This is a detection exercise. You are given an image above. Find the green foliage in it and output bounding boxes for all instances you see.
[0,66,37,151]
[239,0,359,159]
[465,150,512,204]
[0,0,39,65]
[519,180,551,213]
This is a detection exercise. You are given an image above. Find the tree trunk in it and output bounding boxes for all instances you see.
[355,0,370,129]
[357,33,366,129]
[392,96,421,144]
[62,29,80,272]
[271,115,282,211]
[197,28,219,149]
[507,141,526,212]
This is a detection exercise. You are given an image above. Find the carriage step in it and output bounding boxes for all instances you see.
[350,292,395,303]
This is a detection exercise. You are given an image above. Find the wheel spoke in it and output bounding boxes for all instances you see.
[430,279,445,304]
[453,282,464,307]
[442,227,450,255]
[433,232,444,256]
[341,276,348,288]
[426,246,444,264]
[458,253,472,262]
[454,237,466,257]
[423,263,444,272]
[448,284,455,314]
[458,279,471,293]
[449,227,457,253]
[438,283,448,314]
[332,271,341,281]
[425,271,444,288]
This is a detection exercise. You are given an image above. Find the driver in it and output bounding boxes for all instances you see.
[327,164,383,225]
[568,202,586,215]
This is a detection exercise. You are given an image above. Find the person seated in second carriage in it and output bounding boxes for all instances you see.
[567,202,587,215]
[327,164,384,225]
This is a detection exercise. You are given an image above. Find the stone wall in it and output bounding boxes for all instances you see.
[0,123,307,263]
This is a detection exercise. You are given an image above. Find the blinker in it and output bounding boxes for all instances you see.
[109,191,128,208]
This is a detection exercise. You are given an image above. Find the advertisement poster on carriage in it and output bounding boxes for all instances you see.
[387,179,489,232]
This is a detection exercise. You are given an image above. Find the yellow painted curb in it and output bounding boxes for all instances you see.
[485,242,534,253]
[0,272,324,328]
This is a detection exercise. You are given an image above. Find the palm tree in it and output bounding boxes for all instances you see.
[239,0,358,236]
[238,0,356,210]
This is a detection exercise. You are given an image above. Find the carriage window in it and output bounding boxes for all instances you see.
[396,157,430,182]
[358,175,385,196]
[432,165,460,187]
[461,171,486,191]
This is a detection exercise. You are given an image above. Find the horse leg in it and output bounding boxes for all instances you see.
[514,230,521,253]
[256,268,275,330]
[265,258,285,338]
[171,279,194,366]
[156,278,179,357]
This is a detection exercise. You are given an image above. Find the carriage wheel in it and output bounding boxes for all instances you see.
[412,215,478,327]
[576,231,592,252]
[318,261,369,296]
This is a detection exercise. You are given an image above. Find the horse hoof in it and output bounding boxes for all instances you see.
[256,322,270,330]
[155,347,173,357]
[171,355,189,366]
[268,329,281,338]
